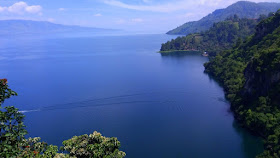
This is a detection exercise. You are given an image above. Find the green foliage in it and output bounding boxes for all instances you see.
[161,16,258,56]
[167,1,280,35]
[61,131,126,158]
[19,137,58,158]
[0,79,126,158]
[0,79,17,107]
[204,10,280,157]
[0,106,27,157]
[0,79,26,157]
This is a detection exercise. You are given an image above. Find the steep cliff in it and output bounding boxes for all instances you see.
[243,56,280,99]
[204,10,280,157]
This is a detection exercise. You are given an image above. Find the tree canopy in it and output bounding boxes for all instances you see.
[161,15,260,56]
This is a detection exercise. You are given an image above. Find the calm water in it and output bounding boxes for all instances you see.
[0,34,263,157]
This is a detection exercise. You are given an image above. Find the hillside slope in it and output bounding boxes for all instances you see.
[204,10,280,157]
[167,1,280,35]
[161,16,259,56]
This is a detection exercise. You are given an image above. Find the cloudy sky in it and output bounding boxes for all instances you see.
[0,0,279,33]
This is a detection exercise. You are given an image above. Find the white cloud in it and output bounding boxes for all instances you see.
[25,5,42,14]
[0,1,42,15]
[94,13,102,17]
[102,0,278,13]
[103,0,192,12]
[59,8,65,11]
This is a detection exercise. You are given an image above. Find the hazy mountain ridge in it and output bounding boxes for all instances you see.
[167,1,280,35]
[0,20,115,35]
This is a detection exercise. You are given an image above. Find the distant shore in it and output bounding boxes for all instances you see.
[158,50,201,53]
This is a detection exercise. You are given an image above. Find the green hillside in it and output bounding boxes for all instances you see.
[161,15,260,56]
[204,10,280,158]
[167,1,280,35]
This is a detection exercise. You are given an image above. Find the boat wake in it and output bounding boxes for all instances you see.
[18,91,190,113]
[19,109,41,113]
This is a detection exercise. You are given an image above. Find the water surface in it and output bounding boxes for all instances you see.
[0,34,263,158]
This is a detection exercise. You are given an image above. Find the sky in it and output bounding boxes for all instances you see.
[0,0,280,33]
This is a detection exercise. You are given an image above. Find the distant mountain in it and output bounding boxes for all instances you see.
[0,20,115,35]
[167,1,280,35]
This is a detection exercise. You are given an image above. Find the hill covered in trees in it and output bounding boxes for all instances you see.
[167,1,280,35]
[204,10,280,157]
[161,15,262,56]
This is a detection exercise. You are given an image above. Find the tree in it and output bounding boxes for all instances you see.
[0,79,27,157]
[61,131,126,158]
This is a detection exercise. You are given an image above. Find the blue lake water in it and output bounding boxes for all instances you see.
[0,34,263,157]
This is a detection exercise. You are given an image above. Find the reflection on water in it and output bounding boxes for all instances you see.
[233,121,264,157]
[161,50,264,157]
[160,51,202,57]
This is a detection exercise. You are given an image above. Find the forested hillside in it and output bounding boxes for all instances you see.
[204,10,280,158]
[167,1,280,35]
[161,15,260,56]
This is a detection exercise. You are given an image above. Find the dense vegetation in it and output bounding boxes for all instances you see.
[167,1,280,35]
[161,15,261,56]
[204,10,280,157]
[0,79,126,158]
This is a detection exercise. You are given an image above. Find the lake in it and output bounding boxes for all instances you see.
[0,34,263,158]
